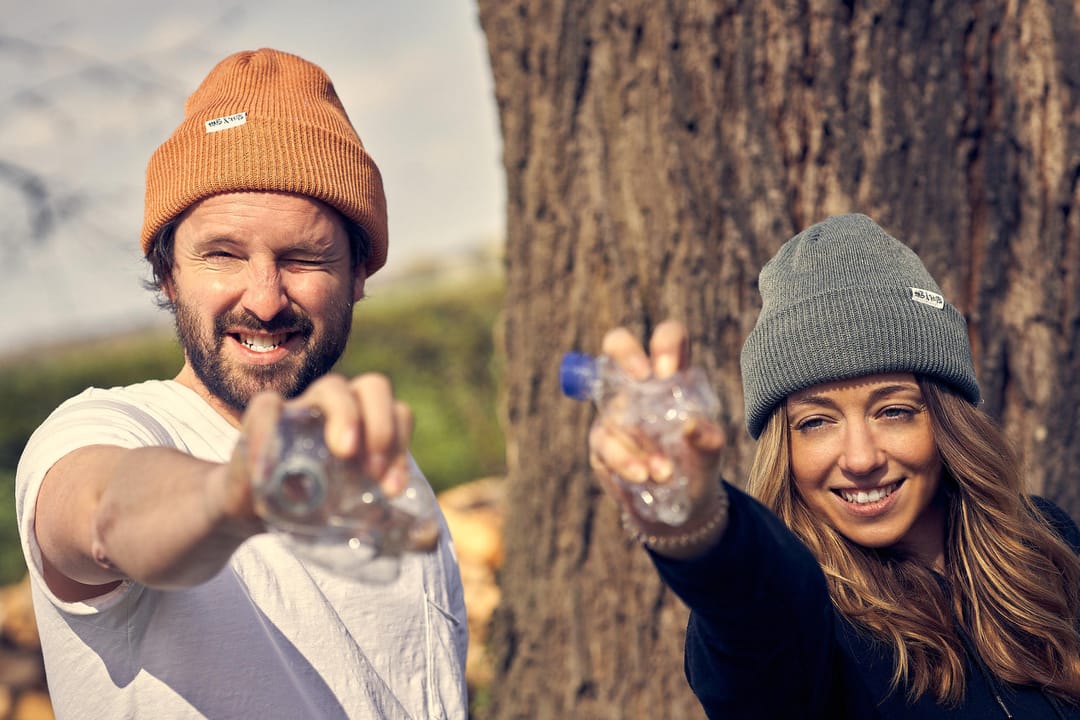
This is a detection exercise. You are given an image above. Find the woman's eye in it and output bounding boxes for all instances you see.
[793,417,827,433]
[880,406,915,420]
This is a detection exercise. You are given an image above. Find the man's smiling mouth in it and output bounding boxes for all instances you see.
[237,333,289,352]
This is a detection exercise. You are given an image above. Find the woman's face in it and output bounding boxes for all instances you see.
[785,373,946,567]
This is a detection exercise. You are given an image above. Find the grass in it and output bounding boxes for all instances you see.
[0,271,506,585]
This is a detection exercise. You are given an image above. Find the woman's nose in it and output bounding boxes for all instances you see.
[838,422,887,475]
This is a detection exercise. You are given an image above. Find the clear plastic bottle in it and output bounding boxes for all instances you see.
[560,351,721,526]
[252,407,440,582]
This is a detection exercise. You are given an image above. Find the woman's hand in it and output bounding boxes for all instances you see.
[587,321,729,558]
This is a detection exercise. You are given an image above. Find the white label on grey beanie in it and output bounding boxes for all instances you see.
[910,287,945,309]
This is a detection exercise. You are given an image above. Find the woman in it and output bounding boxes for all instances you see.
[588,214,1080,718]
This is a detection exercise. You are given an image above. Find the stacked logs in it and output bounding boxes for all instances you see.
[0,576,51,720]
[436,477,506,692]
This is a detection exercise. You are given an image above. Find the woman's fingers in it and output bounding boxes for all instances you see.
[599,321,692,380]
[590,415,720,486]
[684,417,725,454]
[589,420,651,484]
[649,321,691,378]
[600,327,652,380]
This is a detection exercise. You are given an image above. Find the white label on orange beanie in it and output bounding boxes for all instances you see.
[205,112,248,133]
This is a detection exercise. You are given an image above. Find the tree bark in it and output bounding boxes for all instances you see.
[476,1,1080,717]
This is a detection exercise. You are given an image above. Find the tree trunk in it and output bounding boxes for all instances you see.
[476,0,1080,717]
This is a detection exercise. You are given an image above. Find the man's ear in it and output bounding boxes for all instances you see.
[162,273,178,304]
[352,268,367,303]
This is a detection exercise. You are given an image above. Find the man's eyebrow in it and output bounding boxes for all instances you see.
[191,234,242,248]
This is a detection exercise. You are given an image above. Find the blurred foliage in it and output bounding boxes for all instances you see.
[341,274,507,491]
[0,470,23,584]
[0,273,506,585]
[0,331,186,467]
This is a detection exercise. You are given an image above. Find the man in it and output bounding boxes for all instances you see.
[15,48,469,719]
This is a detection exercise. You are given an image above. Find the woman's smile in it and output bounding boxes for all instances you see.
[833,479,904,514]
[787,373,946,565]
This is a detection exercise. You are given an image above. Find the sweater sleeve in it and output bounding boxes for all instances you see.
[649,483,860,720]
[1030,496,1080,554]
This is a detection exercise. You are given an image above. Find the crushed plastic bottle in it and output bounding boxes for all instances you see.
[252,406,441,582]
[560,351,721,526]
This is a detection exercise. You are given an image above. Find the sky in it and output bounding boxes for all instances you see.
[0,0,504,356]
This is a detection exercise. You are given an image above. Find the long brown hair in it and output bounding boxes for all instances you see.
[746,376,1080,704]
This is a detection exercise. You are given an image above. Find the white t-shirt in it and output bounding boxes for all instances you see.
[15,380,469,720]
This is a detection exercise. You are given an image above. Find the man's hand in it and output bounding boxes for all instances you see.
[235,372,416,520]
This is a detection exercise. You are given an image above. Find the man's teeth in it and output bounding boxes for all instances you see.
[241,334,286,352]
[840,482,899,505]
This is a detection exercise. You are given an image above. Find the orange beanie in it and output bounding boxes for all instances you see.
[141,48,388,275]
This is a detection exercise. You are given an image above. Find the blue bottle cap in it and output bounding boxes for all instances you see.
[559,352,598,401]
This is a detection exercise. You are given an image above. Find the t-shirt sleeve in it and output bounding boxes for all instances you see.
[14,391,177,614]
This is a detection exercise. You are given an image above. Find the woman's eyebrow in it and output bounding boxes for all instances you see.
[789,383,921,408]
[867,384,922,402]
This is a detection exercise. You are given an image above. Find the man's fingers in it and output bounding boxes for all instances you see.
[287,374,361,456]
[376,401,415,496]
[348,373,406,481]
[259,372,412,489]
[239,391,285,467]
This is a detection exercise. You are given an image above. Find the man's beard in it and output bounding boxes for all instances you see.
[174,298,354,412]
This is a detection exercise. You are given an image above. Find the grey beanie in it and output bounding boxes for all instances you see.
[740,213,981,438]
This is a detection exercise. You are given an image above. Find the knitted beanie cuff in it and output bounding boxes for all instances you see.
[741,272,980,438]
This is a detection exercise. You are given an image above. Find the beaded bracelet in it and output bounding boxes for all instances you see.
[621,482,730,553]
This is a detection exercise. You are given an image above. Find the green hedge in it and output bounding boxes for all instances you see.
[0,274,505,585]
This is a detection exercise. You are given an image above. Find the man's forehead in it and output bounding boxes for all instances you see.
[181,191,337,217]
[176,192,345,232]
[169,193,350,258]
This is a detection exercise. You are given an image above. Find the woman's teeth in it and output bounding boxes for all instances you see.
[839,482,900,505]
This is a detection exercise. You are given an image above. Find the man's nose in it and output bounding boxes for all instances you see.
[241,264,289,321]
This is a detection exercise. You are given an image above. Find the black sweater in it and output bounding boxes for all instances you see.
[650,484,1080,719]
